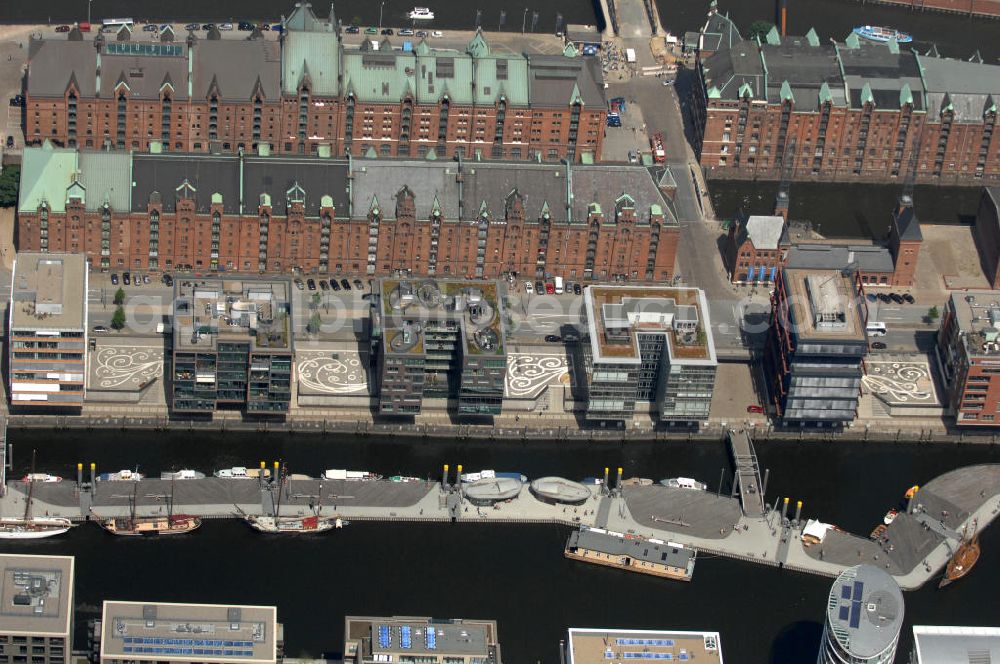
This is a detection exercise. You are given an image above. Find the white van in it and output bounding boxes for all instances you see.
[554,276,564,294]
[866,321,887,337]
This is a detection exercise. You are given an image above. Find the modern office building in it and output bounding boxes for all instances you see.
[16,145,679,281]
[765,267,870,426]
[694,9,1000,184]
[171,278,293,415]
[8,253,88,409]
[974,187,1000,288]
[370,279,507,416]
[818,564,903,664]
[581,285,717,424]
[565,628,723,664]
[935,290,1000,426]
[92,601,282,664]
[25,4,606,163]
[0,554,74,664]
[343,616,501,664]
[910,625,1000,663]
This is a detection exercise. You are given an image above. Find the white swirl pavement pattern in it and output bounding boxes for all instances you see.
[94,346,163,389]
[296,353,369,394]
[506,353,569,398]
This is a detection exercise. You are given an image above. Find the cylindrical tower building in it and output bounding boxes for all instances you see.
[818,564,903,664]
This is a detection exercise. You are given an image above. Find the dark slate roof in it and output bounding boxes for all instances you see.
[131,153,241,214]
[699,11,741,53]
[840,44,925,110]
[27,39,98,97]
[701,39,765,100]
[571,165,676,224]
[760,40,843,111]
[242,155,350,216]
[100,51,190,100]
[526,54,606,107]
[786,244,895,272]
[191,40,281,101]
[894,204,923,242]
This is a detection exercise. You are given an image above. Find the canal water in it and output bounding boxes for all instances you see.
[708,180,984,239]
[3,430,1000,663]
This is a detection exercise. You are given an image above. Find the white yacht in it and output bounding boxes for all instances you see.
[407,7,435,20]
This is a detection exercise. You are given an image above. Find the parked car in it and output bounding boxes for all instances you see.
[902,293,915,304]
[5,136,13,149]
[381,28,393,35]
[294,278,305,290]
[272,24,283,32]
[307,278,316,290]
[746,405,764,414]
[416,30,428,37]
[340,278,351,290]
[202,23,215,31]
[353,278,363,289]
[238,21,255,31]
[330,279,341,291]
[431,30,443,37]
[544,335,562,343]
[535,281,545,294]
[524,281,534,294]
[318,279,329,291]
[545,282,555,294]
[399,28,414,36]
[866,293,878,302]
[55,25,72,33]
[111,273,119,285]
[871,341,887,350]
[161,273,173,285]
[345,25,360,33]
[365,27,378,34]
[143,274,151,284]
[78,22,92,32]
[878,292,891,303]
[889,293,904,304]
[219,23,234,31]
[9,95,25,107]
[92,325,110,333]
[628,150,638,164]
[133,273,142,286]
[142,24,158,32]
[258,23,271,30]
[573,283,582,295]
[564,333,580,342]
[123,272,131,285]
[185,23,201,31]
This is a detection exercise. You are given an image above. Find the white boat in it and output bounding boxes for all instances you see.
[461,469,496,483]
[660,477,707,491]
[22,473,62,483]
[323,469,382,481]
[884,509,899,525]
[407,7,435,20]
[98,469,143,481]
[245,515,344,533]
[160,469,205,480]
[0,516,73,539]
[214,466,271,479]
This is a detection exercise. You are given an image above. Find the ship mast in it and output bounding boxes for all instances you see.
[22,450,37,522]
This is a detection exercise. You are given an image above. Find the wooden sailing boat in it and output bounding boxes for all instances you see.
[245,464,343,533]
[940,518,980,588]
[99,477,201,536]
[0,450,73,539]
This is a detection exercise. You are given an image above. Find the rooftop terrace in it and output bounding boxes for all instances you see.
[100,601,279,663]
[345,616,499,659]
[173,279,291,353]
[567,628,722,664]
[948,290,1000,357]
[378,279,505,357]
[0,554,74,636]
[584,286,716,365]
[10,253,86,331]
[782,268,865,342]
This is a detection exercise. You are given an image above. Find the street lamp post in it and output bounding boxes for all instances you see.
[522,7,528,33]
[87,0,92,25]
[378,1,386,31]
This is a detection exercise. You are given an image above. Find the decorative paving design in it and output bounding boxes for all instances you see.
[506,353,569,398]
[92,345,163,389]
[296,351,369,394]
[863,360,936,405]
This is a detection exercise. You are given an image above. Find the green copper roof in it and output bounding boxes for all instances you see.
[861,81,874,105]
[415,39,430,56]
[899,82,913,107]
[320,194,334,208]
[563,42,577,57]
[467,31,490,57]
[282,31,341,96]
[425,148,437,160]
[19,143,78,213]
[473,54,529,105]
[780,80,794,103]
[650,203,663,216]
[765,26,781,46]
[819,81,833,104]
[211,192,223,204]
[805,28,819,47]
[844,32,860,49]
[887,36,899,54]
[707,85,721,99]
[739,82,754,99]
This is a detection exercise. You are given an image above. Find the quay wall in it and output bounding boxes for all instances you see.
[845,0,1000,18]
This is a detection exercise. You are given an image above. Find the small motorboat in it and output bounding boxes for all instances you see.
[660,477,708,491]
[160,469,205,480]
[323,469,381,481]
[98,469,143,481]
[883,509,899,525]
[214,466,271,479]
[407,7,435,20]
[22,473,62,483]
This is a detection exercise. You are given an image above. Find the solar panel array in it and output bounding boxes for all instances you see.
[615,639,676,647]
[121,636,255,657]
[377,625,391,649]
[400,626,412,650]
[426,628,437,650]
[376,624,438,651]
[106,42,184,57]
[837,581,865,630]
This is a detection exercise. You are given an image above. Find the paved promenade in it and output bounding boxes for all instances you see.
[4,463,998,590]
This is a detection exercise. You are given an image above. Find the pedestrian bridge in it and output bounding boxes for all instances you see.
[728,428,764,517]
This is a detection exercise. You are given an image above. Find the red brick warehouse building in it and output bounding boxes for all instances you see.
[692,10,1000,184]
[23,3,607,163]
[16,144,679,281]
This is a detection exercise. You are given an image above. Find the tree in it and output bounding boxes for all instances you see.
[111,306,126,330]
[113,287,126,306]
[748,20,774,41]
[0,166,20,208]
[928,306,940,322]
[306,312,322,335]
